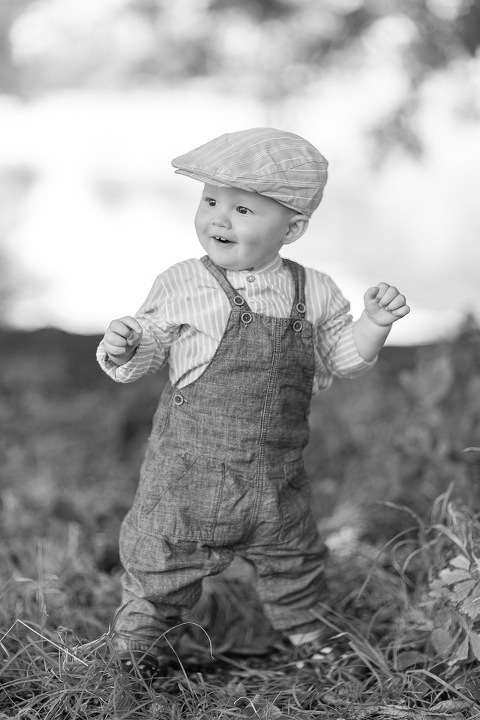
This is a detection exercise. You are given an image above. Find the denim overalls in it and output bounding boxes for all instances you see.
[116,256,329,653]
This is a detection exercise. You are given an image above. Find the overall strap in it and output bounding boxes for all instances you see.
[201,255,252,311]
[283,259,307,319]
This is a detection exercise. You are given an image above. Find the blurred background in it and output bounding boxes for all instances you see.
[1,1,480,674]
[0,0,479,345]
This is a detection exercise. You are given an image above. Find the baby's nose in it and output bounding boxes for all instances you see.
[212,211,231,228]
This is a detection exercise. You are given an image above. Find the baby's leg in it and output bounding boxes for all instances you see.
[114,518,234,659]
[241,512,331,648]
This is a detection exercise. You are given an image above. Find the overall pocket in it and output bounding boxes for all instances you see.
[137,452,225,541]
[279,457,311,523]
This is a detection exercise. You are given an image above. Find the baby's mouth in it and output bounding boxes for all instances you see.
[213,235,233,244]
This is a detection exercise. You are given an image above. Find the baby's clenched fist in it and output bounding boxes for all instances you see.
[104,316,143,365]
[364,283,410,327]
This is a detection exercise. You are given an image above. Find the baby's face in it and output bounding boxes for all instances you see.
[195,184,294,271]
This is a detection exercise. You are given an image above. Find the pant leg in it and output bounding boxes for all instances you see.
[115,517,234,653]
[241,511,330,636]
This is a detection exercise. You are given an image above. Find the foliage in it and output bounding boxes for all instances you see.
[427,496,480,666]
[1,328,480,716]
[2,0,480,152]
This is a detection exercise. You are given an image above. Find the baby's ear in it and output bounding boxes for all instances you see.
[284,214,309,245]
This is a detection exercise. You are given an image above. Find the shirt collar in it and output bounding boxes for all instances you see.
[239,254,284,274]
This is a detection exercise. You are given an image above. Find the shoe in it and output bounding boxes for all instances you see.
[293,634,346,665]
[118,650,163,681]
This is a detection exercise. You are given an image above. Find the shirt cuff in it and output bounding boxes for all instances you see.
[96,334,160,383]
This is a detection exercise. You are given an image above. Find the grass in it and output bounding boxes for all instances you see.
[1,325,480,717]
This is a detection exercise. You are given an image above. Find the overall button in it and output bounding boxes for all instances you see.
[173,393,185,406]
[246,274,255,283]
[296,302,306,314]
[241,312,253,324]
[233,295,245,306]
[292,320,303,332]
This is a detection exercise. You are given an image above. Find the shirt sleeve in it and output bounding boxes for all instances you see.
[314,275,377,381]
[96,272,181,384]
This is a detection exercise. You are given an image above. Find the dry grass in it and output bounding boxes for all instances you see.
[2,503,480,718]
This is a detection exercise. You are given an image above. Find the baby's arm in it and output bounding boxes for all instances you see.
[353,283,410,361]
[103,316,144,366]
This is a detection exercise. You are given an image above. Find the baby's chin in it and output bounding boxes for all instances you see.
[204,251,249,272]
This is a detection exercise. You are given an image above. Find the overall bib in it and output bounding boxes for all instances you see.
[116,256,329,653]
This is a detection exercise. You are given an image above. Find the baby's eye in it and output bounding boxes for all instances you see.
[236,206,251,215]
[204,197,216,207]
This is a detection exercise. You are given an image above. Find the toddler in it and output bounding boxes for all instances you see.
[97,127,409,679]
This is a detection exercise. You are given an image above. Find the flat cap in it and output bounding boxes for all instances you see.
[171,127,328,217]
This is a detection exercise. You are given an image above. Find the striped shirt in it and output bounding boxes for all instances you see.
[96,255,375,393]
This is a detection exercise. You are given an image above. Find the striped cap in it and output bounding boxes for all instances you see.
[171,128,328,217]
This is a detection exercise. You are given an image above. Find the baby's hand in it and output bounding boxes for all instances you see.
[104,316,143,364]
[364,283,410,327]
